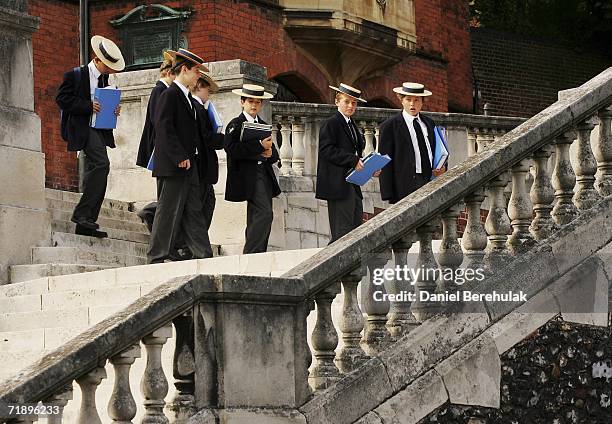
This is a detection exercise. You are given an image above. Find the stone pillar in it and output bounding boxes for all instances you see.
[0,3,50,284]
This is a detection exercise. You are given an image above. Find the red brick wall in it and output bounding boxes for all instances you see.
[29,0,80,191]
[30,0,473,191]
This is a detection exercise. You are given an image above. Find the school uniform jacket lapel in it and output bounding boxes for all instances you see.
[335,111,359,151]
[171,82,195,119]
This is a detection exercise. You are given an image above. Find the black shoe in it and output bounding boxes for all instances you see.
[75,225,108,238]
[71,216,98,230]
[168,248,192,261]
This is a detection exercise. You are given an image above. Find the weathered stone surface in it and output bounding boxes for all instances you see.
[300,358,394,424]
[0,146,45,209]
[0,105,40,151]
[189,408,307,424]
[435,334,501,408]
[379,312,489,392]
[354,411,383,424]
[373,369,448,424]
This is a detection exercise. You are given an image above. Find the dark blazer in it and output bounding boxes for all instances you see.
[194,100,224,184]
[224,113,281,202]
[56,65,115,151]
[315,111,365,200]
[152,82,200,177]
[136,80,167,168]
[378,112,436,204]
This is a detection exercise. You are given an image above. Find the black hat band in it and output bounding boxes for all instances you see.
[177,49,204,65]
[402,86,425,94]
[242,87,265,97]
[338,85,361,98]
[98,42,119,63]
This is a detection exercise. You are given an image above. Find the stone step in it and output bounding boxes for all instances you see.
[52,231,149,257]
[51,220,150,244]
[46,188,134,213]
[49,208,148,233]
[32,246,146,267]
[45,198,143,225]
[9,263,118,284]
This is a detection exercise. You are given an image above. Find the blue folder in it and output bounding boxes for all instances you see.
[147,148,155,171]
[432,126,449,173]
[207,101,223,134]
[345,152,391,186]
[91,87,121,130]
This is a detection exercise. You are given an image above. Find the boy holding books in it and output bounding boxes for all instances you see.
[224,84,280,254]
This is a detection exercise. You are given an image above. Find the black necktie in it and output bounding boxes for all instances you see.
[348,119,358,144]
[187,93,196,118]
[413,119,432,175]
[97,74,106,88]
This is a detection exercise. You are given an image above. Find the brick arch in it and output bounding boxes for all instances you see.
[266,50,329,103]
[365,96,397,109]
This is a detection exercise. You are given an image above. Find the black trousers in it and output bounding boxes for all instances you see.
[147,162,213,263]
[243,165,274,254]
[327,185,363,244]
[202,182,216,230]
[72,128,110,222]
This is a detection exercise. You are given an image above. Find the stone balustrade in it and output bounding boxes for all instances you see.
[0,68,610,423]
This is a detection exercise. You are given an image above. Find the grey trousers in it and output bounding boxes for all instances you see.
[147,162,213,263]
[327,186,363,244]
[72,128,110,222]
[243,166,274,254]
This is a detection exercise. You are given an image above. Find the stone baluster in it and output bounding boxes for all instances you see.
[193,304,217,408]
[168,312,196,421]
[507,159,534,253]
[388,234,419,339]
[484,172,511,267]
[374,124,381,152]
[291,116,305,176]
[438,205,464,292]
[594,107,612,196]
[461,189,488,269]
[309,283,341,390]
[271,116,280,150]
[530,146,555,240]
[467,128,477,157]
[279,116,293,175]
[411,221,441,322]
[336,267,368,373]
[361,251,392,356]
[76,365,107,424]
[45,385,73,424]
[108,344,141,423]
[7,416,37,423]
[141,325,172,424]
[361,121,375,156]
[573,119,600,210]
[551,132,577,225]
[478,128,494,151]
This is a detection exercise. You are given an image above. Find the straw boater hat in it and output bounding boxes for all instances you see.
[160,50,175,71]
[198,70,219,93]
[170,48,209,72]
[91,35,125,72]
[232,84,273,99]
[393,82,432,97]
[329,83,367,103]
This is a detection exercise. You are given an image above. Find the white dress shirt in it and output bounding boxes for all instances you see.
[402,110,433,174]
[160,79,170,88]
[87,60,101,102]
[243,111,258,123]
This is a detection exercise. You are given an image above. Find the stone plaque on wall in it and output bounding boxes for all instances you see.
[110,4,191,70]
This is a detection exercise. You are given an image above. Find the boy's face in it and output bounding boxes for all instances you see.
[182,64,201,88]
[192,82,210,101]
[335,93,358,117]
[401,95,423,116]
[93,57,115,75]
[241,97,263,117]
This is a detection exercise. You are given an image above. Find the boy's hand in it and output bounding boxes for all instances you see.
[93,101,101,113]
[178,159,191,170]
[114,105,121,117]
[355,159,365,171]
[260,136,273,150]
[432,168,446,177]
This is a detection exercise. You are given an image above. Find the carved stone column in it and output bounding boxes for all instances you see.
[291,116,305,176]
[484,172,511,267]
[309,283,341,390]
[411,221,441,322]
[461,189,487,269]
[336,267,368,373]
[76,365,107,424]
[551,132,577,225]
[438,205,464,292]
[167,311,196,421]
[467,128,477,157]
[530,146,555,240]
[279,116,293,175]
[572,119,600,210]
[507,159,534,253]
[361,121,375,156]
[108,344,141,423]
[45,385,73,424]
[141,325,173,424]
[594,107,612,196]
[388,234,419,338]
[361,251,392,356]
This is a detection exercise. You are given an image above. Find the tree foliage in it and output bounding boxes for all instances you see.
[470,0,612,53]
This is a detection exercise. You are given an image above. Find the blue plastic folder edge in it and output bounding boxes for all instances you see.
[91,87,121,130]
[345,152,391,186]
[433,126,449,169]
[207,101,223,134]
[147,148,155,171]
